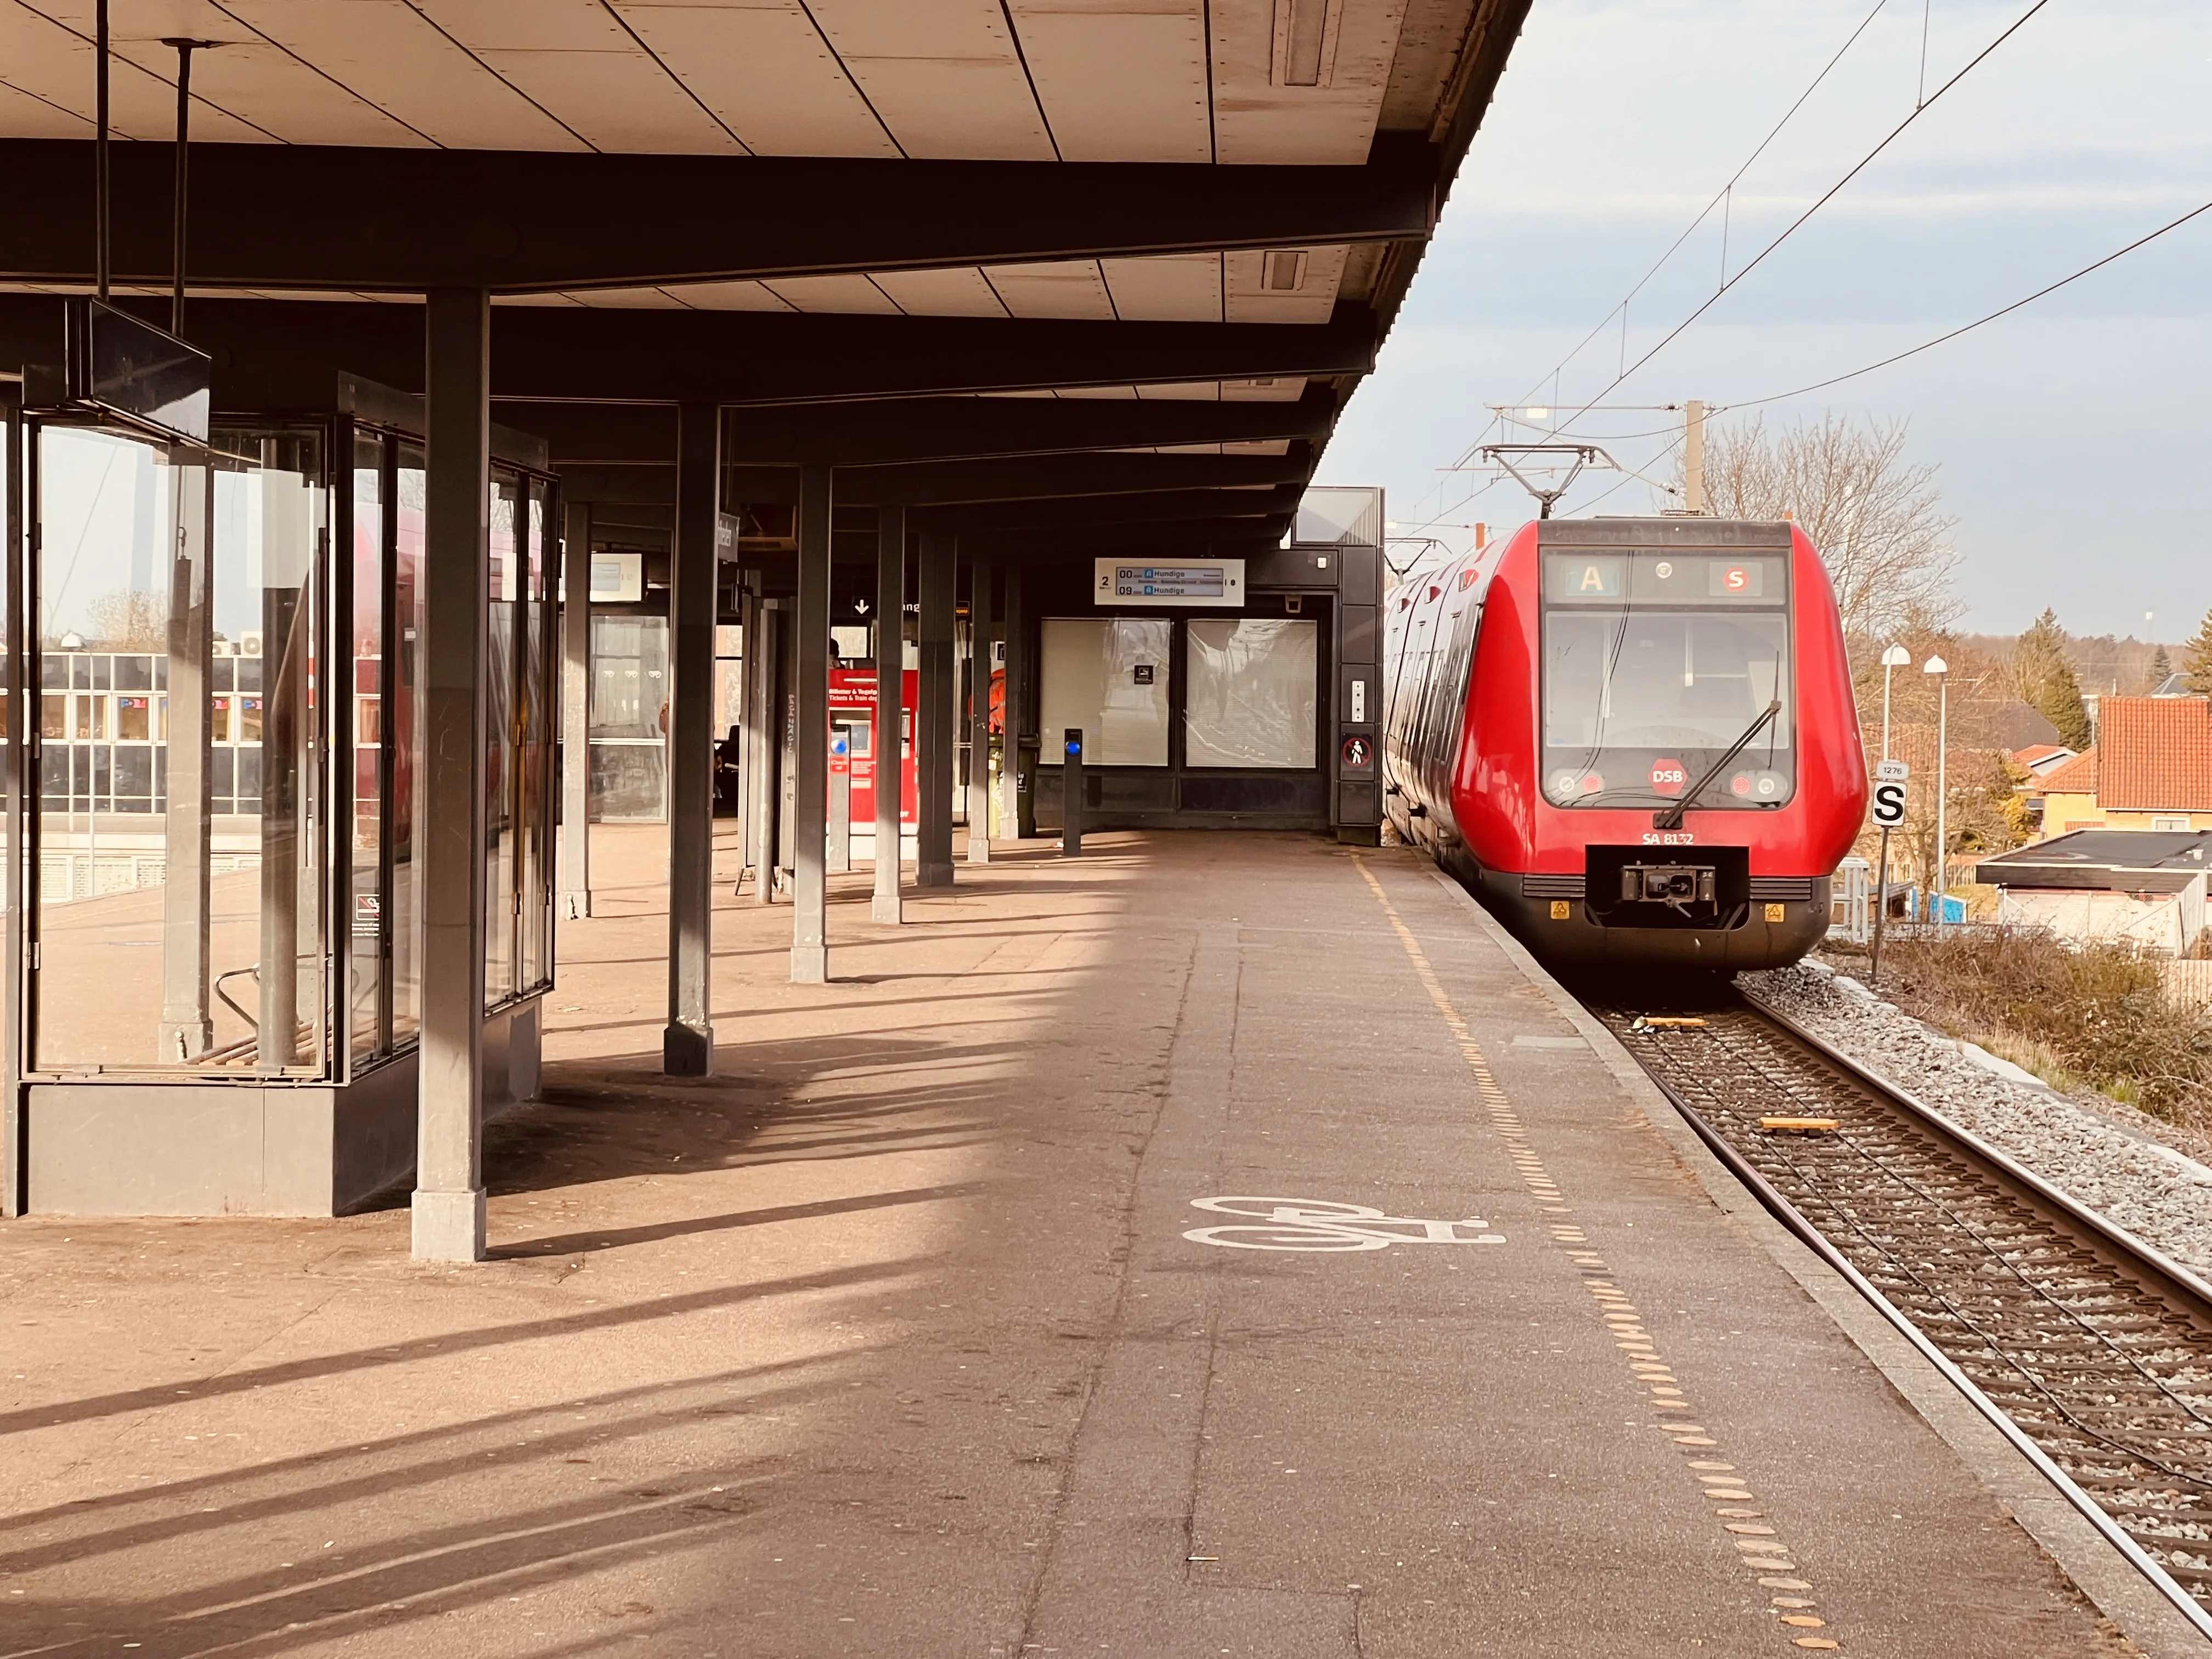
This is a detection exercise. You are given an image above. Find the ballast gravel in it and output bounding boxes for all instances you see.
[1740,960,2212,1280]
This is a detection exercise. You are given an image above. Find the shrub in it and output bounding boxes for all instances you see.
[1867,928,2212,1126]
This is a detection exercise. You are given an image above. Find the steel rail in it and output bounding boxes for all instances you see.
[1607,990,2212,1645]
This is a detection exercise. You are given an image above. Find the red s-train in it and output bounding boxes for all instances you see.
[1383,517,1867,975]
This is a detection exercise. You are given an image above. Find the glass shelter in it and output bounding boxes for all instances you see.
[9,380,558,1214]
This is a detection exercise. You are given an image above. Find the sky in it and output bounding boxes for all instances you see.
[1320,0,2212,638]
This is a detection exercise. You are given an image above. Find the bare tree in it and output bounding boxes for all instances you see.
[1699,413,1961,640]
[83,589,168,652]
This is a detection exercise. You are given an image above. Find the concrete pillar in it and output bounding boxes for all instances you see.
[558,499,592,918]
[791,464,831,984]
[1000,565,1030,840]
[916,532,955,888]
[664,402,719,1076]
[872,506,906,924]
[413,286,490,1265]
[966,560,994,864]
[159,459,212,1061]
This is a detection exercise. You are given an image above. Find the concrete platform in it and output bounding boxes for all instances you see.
[0,829,2172,1655]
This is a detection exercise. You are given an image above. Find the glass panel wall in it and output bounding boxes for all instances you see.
[1039,617,1171,766]
[486,481,517,1005]
[588,613,669,819]
[519,480,552,994]
[348,435,385,1064]
[32,422,327,1075]
[392,443,424,1045]
[25,416,555,1080]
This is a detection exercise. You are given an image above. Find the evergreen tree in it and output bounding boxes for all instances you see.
[2183,606,2212,694]
[2013,608,2093,750]
[2151,644,2174,688]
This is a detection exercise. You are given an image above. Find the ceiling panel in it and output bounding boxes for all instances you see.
[660,279,797,312]
[808,0,1052,160]
[414,0,738,152]
[613,3,896,159]
[1208,0,1406,165]
[1052,385,1142,400]
[1132,382,1218,401]
[467,47,740,153]
[1010,3,1210,163]
[763,274,902,314]
[1101,253,1221,323]
[1223,243,1347,324]
[22,1,428,144]
[1,7,279,142]
[224,0,587,151]
[868,267,1009,318]
[982,259,1116,320]
[0,70,91,138]
[1218,377,1307,401]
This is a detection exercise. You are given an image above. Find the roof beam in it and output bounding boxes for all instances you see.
[916,485,1299,535]
[565,455,1308,510]
[954,518,1293,562]
[0,296,1376,408]
[500,388,1334,466]
[0,136,1437,294]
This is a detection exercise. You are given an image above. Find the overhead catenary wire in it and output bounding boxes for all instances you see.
[1541,0,2055,438]
[1719,195,2212,411]
[1468,0,1898,462]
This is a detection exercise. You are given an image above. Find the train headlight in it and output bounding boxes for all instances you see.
[1755,771,1782,799]
[1729,772,1752,797]
[1549,769,1580,802]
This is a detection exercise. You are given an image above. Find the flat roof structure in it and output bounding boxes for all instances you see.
[1977,828,2212,894]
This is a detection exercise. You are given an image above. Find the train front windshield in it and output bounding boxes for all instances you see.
[1541,549,1793,810]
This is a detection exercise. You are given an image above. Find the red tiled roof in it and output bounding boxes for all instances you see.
[2037,747,2098,795]
[2098,697,2212,810]
[2013,743,2069,766]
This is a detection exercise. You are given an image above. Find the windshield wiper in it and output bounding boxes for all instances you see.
[1652,699,1782,831]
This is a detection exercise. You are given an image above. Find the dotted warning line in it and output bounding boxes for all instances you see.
[1354,859,1841,1652]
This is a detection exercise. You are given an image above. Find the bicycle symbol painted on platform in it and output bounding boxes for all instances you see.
[1182,1197,1506,1252]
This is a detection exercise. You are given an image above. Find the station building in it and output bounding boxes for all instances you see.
[0,0,1527,1251]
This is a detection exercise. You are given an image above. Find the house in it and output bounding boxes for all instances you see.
[1975,828,2212,956]
[2011,743,2078,778]
[2034,696,2212,837]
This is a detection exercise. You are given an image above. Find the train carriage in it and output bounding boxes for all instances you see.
[1384,517,1867,976]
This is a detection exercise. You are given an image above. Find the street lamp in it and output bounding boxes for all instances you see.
[1880,643,1911,760]
[1923,654,1949,927]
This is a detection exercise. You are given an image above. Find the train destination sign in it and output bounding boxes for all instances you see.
[1093,558,1246,608]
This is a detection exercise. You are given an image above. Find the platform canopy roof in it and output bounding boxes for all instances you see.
[0,0,1531,554]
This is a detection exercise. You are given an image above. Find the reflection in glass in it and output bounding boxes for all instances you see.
[32,424,326,1074]
[390,444,425,1045]
[588,612,669,820]
[349,433,385,1063]
[486,481,517,1007]
[1185,619,1318,769]
[1040,617,1171,767]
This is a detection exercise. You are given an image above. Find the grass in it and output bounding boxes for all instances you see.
[1827,928,2212,1128]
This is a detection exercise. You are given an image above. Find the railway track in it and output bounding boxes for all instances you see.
[1594,989,2212,1630]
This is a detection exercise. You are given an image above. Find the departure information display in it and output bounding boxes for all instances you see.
[1093,558,1245,607]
